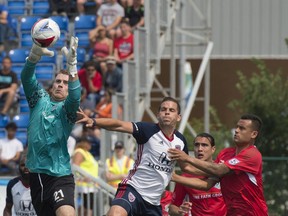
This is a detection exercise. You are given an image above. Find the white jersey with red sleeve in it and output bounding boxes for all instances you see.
[215,146,268,216]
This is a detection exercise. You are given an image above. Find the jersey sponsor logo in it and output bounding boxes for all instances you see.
[147,152,173,173]
[228,158,240,165]
[54,189,65,203]
[128,192,136,202]
[20,200,34,211]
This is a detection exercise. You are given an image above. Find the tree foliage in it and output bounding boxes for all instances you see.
[228,59,288,215]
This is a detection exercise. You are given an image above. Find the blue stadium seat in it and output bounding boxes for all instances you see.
[20,16,41,48]
[12,113,30,128]
[11,65,23,79]
[32,0,50,16]
[49,16,69,49]
[8,49,30,63]
[74,15,96,48]
[7,0,28,17]
[0,115,10,128]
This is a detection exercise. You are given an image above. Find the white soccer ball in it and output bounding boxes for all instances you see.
[31,18,60,48]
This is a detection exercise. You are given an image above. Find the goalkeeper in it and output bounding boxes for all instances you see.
[20,37,81,216]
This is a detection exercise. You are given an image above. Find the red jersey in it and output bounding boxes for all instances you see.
[78,69,102,95]
[171,173,226,216]
[114,33,134,60]
[160,190,173,216]
[215,146,268,216]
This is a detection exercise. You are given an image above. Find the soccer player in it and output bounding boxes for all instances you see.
[169,133,226,216]
[77,96,189,216]
[3,150,37,216]
[20,37,81,216]
[168,114,268,216]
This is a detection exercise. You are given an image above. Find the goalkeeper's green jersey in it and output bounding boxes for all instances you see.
[21,60,81,177]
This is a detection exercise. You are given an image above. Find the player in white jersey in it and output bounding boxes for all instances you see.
[77,96,188,216]
[3,150,37,216]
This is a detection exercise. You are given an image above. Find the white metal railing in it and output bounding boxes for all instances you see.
[72,164,116,216]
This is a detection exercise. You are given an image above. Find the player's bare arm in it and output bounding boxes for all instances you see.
[171,172,217,191]
[169,148,231,177]
[77,108,133,133]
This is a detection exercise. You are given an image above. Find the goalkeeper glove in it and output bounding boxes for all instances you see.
[27,44,54,63]
[61,36,78,77]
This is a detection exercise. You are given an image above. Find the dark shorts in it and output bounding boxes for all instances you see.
[111,184,162,216]
[29,173,75,216]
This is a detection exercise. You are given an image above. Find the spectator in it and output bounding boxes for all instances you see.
[72,137,99,216]
[114,18,134,67]
[89,0,124,40]
[160,190,173,216]
[80,124,101,160]
[78,60,102,106]
[105,140,134,190]
[80,88,95,117]
[0,3,14,52]
[94,88,122,119]
[91,25,113,74]
[48,0,74,17]
[3,150,37,216]
[0,122,24,175]
[0,56,18,116]
[104,56,122,92]
[77,0,103,15]
[125,0,144,31]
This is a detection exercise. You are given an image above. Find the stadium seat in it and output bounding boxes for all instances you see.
[32,0,50,16]
[74,15,96,48]
[7,0,28,17]
[20,16,41,48]
[8,49,30,63]
[49,16,69,49]
[0,115,10,128]
[12,113,30,128]
[11,65,23,79]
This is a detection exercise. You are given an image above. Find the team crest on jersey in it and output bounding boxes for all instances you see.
[214,182,221,189]
[128,192,136,202]
[228,158,240,165]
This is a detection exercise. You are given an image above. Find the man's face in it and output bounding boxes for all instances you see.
[19,159,30,180]
[50,73,69,101]
[85,66,96,78]
[234,119,258,146]
[194,137,215,161]
[2,58,12,71]
[157,101,181,128]
[6,128,16,139]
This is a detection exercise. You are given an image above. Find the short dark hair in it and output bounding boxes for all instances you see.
[194,132,215,146]
[240,114,262,132]
[5,122,17,130]
[158,97,181,114]
[84,60,97,69]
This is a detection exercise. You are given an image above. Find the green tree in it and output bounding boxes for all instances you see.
[228,59,288,215]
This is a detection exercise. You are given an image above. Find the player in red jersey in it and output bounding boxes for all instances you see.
[169,133,226,216]
[169,114,268,216]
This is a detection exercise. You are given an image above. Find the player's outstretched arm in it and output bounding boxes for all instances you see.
[169,202,192,216]
[77,108,133,134]
[171,172,217,191]
[27,43,54,63]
